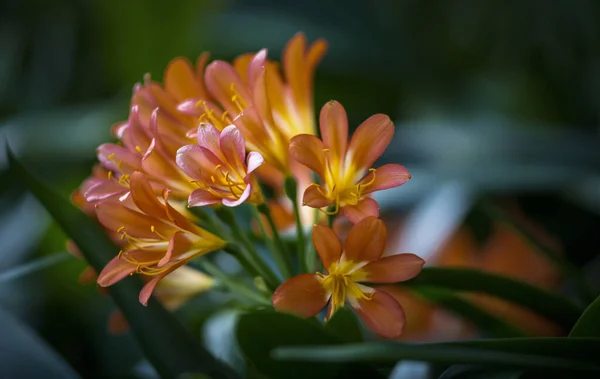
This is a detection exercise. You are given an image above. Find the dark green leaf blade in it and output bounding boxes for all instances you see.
[403,267,582,329]
[236,310,382,379]
[273,338,600,375]
[8,149,238,379]
[410,286,528,337]
[324,308,364,343]
[569,295,600,337]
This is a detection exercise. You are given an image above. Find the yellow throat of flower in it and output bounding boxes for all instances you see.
[318,259,372,318]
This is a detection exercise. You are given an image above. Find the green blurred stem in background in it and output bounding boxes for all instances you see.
[284,176,308,274]
[256,203,294,279]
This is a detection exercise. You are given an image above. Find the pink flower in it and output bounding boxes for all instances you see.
[176,124,264,207]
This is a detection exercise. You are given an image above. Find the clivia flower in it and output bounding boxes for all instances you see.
[176,123,264,207]
[289,100,411,223]
[95,171,226,305]
[272,216,424,338]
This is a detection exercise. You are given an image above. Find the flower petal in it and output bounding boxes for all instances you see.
[344,216,386,262]
[347,114,394,172]
[272,274,328,317]
[353,289,406,339]
[84,179,127,202]
[97,254,137,287]
[95,201,175,239]
[312,225,342,269]
[164,58,204,102]
[205,60,251,117]
[176,144,222,182]
[176,98,204,116]
[97,143,141,174]
[360,253,425,283]
[219,124,245,171]
[158,231,194,267]
[196,123,222,158]
[289,134,326,179]
[246,151,264,174]
[222,184,251,207]
[302,185,331,208]
[362,164,411,194]
[340,197,380,224]
[130,172,166,219]
[188,188,221,207]
[319,100,348,164]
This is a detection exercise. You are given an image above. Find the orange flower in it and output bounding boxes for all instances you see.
[95,172,225,305]
[289,100,411,223]
[272,217,424,338]
[202,33,327,175]
[176,123,264,207]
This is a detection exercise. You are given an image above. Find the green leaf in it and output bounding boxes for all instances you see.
[438,365,523,379]
[8,149,238,379]
[569,295,600,337]
[324,308,364,343]
[403,267,583,329]
[273,338,600,375]
[236,310,382,379]
[410,286,528,337]
[0,251,72,283]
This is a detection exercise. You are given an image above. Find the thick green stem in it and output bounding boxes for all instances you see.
[305,208,321,273]
[284,176,307,273]
[215,207,279,290]
[198,258,271,306]
[256,203,294,279]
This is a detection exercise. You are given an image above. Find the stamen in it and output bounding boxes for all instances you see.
[135,146,143,153]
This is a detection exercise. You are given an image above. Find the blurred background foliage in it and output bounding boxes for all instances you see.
[1,0,600,378]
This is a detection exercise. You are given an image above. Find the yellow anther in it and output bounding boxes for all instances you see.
[107,153,116,160]
[150,225,155,233]
[221,111,229,122]
[117,226,125,233]
[135,145,142,153]
[107,171,113,180]
[210,175,216,183]
[322,148,330,153]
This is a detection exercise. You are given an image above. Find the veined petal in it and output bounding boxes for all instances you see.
[246,151,264,174]
[319,100,348,164]
[95,201,175,239]
[97,144,141,173]
[158,231,194,267]
[347,114,394,172]
[272,274,328,317]
[340,197,380,224]
[362,164,411,194]
[289,134,326,179]
[188,188,221,207]
[359,253,425,283]
[164,58,204,102]
[130,172,166,219]
[84,179,127,202]
[205,60,251,115]
[312,225,342,269]
[97,254,137,287]
[353,289,406,339]
[176,144,222,182]
[302,185,330,208]
[196,123,222,158]
[344,216,386,262]
[219,125,246,171]
[222,184,251,207]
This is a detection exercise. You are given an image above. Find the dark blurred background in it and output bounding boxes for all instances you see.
[1,0,599,378]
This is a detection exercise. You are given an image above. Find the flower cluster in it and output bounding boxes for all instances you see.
[74,33,422,338]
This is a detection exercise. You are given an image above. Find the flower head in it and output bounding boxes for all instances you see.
[272,216,424,338]
[289,100,411,223]
[95,172,225,305]
[176,123,264,207]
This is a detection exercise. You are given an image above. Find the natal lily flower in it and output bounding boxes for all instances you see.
[203,33,327,175]
[176,123,264,207]
[272,216,424,338]
[96,172,226,305]
[289,100,411,223]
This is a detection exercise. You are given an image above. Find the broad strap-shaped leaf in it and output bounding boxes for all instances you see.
[273,337,600,375]
[8,150,238,379]
[237,310,382,379]
[410,286,528,337]
[402,267,583,330]
[324,308,364,343]
[569,295,600,337]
